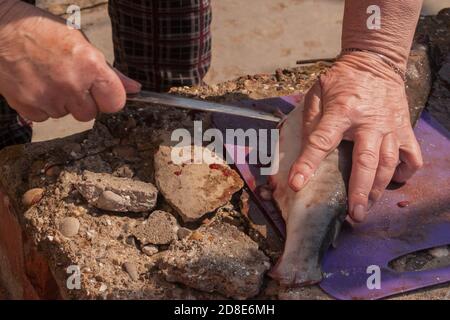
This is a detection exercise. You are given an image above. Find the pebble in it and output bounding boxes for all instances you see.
[22,188,44,208]
[59,217,80,238]
[177,227,192,240]
[429,246,449,258]
[142,245,159,256]
[123,262,139,281]
[99,283,108,293]
[45,165,61,177]
[96,190,126,211]
[189,231,204,241]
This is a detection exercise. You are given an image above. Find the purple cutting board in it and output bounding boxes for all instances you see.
[212,95,450,300]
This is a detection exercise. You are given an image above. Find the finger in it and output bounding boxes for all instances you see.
[91,64,127,114]
[67,91,98,122]
[348,131,382,223]
[393,128,423,183]
[113,68,142,94]
[41,99,69,119]
[17,106,49,123]
[288,113,347,191]
[302,82,322,138]
[369,133,399,205]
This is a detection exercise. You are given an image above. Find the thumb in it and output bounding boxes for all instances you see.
[113,68,142,94]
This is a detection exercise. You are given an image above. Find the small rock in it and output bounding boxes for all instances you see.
[99,283,108,293]
[154,145,244,222]
[123,262,139,281]
[189,231,204,241]
[59,217,80,238]
[86,229,96,240]
[177,227,192,240]
[22,188,44,208]
[96,190,126,212]
[75,171,158,212]
[125,235,137,247]
[157,221,270,299]
[133,211,178,245]
[429,246,449,258]
[113,165,134,178]
[45,165,61,177]
[142,245,159,256]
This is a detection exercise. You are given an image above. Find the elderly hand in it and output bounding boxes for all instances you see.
[288,51,423,223]
[0,0,141,122]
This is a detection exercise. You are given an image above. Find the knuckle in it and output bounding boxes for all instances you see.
[410,157,424,171]
[294,159,315,172]
[350,189,369,200]
[82,47,105,67]
[356,149,378,170]
[380,152,398,169]
[308,130,334,152]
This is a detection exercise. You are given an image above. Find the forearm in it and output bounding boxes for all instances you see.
[342,0,423,69]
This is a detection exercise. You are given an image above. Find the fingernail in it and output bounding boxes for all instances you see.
[291,174,305,191]
[352,204,367,222]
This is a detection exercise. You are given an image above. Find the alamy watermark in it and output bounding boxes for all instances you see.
[66,265,81,290]
[66,5,81,30]
[366,5,381,30]
[171,121,279,176]
[366,265,381,290]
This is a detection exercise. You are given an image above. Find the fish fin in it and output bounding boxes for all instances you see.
[331,217,344,249]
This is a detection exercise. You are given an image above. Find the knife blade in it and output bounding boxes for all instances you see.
[127,91,282,123]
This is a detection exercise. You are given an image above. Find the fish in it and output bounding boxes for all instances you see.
[269,45,431,287]
[266,45,431,286]
[267,101,351,286]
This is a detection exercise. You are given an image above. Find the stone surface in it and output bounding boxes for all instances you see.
[132,211,178,246]
[58,217,80,238]
[157,221,270,299]
[154,145,244,222]
[75,171,158,212]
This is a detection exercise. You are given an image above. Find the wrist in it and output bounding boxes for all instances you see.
[342,0,423,70]
[339,48,406,81]
[334,50,406,84]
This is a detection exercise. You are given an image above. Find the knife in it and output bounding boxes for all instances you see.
[127,91,282,123]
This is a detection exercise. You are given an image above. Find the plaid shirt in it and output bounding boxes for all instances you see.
[0,0,212,150]
[109,0,212,91]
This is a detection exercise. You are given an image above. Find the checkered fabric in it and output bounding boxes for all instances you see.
[109,0,212,91]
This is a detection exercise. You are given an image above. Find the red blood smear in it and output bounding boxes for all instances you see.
[209,163,233,177]
[174,171,182,176]
[209,164,222,170]
[397,201,410,208]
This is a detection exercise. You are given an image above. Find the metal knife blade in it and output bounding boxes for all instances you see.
[127,91,281,123]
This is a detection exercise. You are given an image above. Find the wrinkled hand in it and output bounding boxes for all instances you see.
[0,1,141,122]
[289,52,423,222]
